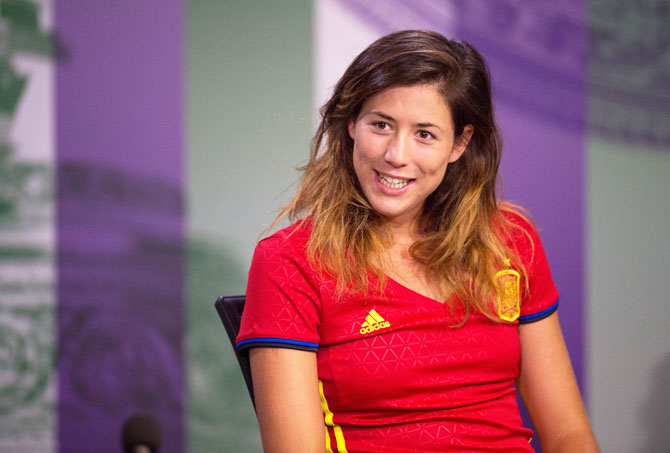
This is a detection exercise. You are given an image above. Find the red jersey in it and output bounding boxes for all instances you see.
[237,214,558,452]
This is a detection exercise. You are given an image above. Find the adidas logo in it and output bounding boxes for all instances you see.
[359,309,390,334]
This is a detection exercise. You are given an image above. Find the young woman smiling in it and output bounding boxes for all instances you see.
[236,30,598,453]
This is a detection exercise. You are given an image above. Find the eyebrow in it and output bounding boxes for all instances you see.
[367,110,444,131]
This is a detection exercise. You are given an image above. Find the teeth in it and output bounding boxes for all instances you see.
[378,173,410,189]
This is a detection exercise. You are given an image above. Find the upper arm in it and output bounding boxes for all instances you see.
[517,313,598,452]
[250,347,325,453]
[238,230,325,451]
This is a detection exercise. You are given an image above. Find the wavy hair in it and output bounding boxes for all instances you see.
[274,30,528,321]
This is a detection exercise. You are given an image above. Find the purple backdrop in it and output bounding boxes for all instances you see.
[55,1,184,451]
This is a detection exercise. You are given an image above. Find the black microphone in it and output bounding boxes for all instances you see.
[121,412,161,453]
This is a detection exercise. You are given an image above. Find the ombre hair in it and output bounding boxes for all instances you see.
[274,30,528,321]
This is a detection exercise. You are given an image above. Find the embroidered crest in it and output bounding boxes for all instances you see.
[495,266,520,322]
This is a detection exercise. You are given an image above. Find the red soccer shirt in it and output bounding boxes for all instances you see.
[237,214,558,452]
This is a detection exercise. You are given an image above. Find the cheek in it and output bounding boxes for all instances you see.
[352,143,368,184]
[353,137,378,170]
[354,131,386,160]
[418,155,450,194]
[417,151,450,177]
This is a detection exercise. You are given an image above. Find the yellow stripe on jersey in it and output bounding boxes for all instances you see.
[369,308,385,323]
[319,380,348,453]
[325,427,333,453]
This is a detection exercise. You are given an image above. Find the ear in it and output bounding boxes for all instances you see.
[448,124,474,163]
[348,119,356,140]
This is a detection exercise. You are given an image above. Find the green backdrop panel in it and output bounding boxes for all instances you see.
[186,1,313,450]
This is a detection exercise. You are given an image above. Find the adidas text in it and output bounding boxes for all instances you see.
[360,320,390,334]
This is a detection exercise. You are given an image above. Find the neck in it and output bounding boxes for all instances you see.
[382,218,421,270]
[384,216,419,250]
[380,225,446,302]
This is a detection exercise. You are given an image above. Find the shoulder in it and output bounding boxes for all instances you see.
[499,207,559,319]
[499,206,546,268]
[247,219,322,302]
[500,206,540,245]
[500,206,536,235]
[255,219,312,256]
[239,220,322,352]
[250,219,315,279]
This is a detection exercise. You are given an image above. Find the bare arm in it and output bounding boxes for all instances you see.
[517,312,599,452]
[249,347,325,453]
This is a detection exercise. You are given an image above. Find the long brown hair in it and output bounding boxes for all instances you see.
[275,30,528,321]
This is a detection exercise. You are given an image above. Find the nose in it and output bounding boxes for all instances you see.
[384,133,411,168]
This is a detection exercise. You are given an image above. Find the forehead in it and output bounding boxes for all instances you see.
[359,84,453,124]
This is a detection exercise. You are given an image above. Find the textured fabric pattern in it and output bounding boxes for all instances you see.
[238,214,558,451]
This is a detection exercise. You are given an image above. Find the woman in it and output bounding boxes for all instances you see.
[237,30,597,452]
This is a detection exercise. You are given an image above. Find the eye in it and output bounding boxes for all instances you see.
[374,121,390,130]
[418,130,435,140]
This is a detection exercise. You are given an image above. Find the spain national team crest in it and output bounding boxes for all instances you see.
[495,265,521,322]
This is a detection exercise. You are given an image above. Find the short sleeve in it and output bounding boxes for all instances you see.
[236,230,321,354]
[506,214,559,324]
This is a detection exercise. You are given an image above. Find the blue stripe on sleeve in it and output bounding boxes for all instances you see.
[236,337,319,351]
[518,299,559,324]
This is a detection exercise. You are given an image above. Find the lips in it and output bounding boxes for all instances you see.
[376,170,413,189]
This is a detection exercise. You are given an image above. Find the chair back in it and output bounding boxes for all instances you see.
[214,295,255,409]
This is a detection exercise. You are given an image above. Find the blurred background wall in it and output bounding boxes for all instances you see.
[0,0,668,451]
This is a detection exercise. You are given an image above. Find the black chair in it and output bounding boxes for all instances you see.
[214,295,256,410]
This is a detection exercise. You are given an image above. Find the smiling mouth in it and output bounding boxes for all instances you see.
[376,171,413,189]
